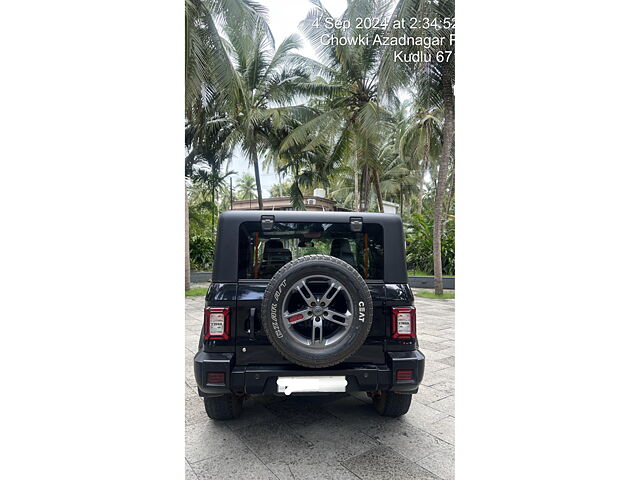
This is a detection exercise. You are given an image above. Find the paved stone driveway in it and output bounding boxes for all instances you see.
[185,294,455,480]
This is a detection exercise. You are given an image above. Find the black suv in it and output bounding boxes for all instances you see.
[194,210,425,419]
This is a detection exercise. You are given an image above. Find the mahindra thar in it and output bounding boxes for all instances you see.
[193,210,425,419]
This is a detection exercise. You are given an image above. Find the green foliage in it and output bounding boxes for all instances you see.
[290,241,331,258]
[185,0,455,277]
[186,287,209,297]
[406,213,434,274]
[190,234,215,270]
[236,173,257,200]
[188,206,212,237]
[406,213,454,275]
[268,179,292,198]
[414,290,455,299]
[441,221,455,275]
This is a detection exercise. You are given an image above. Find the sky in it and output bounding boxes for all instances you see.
[228,0,348,194]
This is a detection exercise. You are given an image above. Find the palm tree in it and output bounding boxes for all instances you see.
[236,173,257,200]
[185,0,268,288]
[398,104,443,214]
[379,0,455,295]
[216,179,234,211]
[185,89,236,280]
[268,178,292,198]
[264,116,335,210]
[205,14,331,210]
[192,167,234,235]
[185,190,190,290]
[280,0,396,212]
[185,0,271,110]
[433,65,454,294]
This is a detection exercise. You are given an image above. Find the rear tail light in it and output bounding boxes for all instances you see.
[391,307,416,339]
[204,307,230,340]
[207,372,225,384]
[396,369,414,381]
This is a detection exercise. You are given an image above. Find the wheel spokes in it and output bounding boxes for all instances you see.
[325,309,351,326]
[282,275,353,348]
[296,279,315,307]
[311,319,323,343]
[319,282,341,307]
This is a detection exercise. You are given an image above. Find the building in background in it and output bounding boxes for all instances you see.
[382,200,400,215]
[231,188,347,212]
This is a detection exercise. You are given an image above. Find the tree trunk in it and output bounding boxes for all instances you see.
[185,187,191,291]
[211,183,215,237]
[251,145,264,209]
[353,154,360,212]
[433,63,455,296]
[373,169,384,212]
[362,165,370,211]
[417,127,431,214]
[278,172,284,197]
[211,184,215,282]
[443,171,455,233]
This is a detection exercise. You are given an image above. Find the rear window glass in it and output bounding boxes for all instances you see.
[238,222,384,280]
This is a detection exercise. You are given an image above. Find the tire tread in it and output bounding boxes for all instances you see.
[374,391,413,417]
[204,394,243,420]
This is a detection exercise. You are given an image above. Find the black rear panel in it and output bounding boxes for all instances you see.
[203,281,415,365]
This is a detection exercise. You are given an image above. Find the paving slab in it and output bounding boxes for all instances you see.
[291,416,380,462]
[430,380,455,396]
[417,441,455,480]
[422,341,451,352]
[365,420,448,462]
[234,421,317,465]
[342,445,439,480]
[422,416,455,445]
[266,461,360,480]
[185,294,454,479]
[262,395,340,427]
[185,460,198,480]
[185,420,248,464]
[185,385,208,427]
[223,397,278,431]
[413,386,452,406]
[401,400,451,431]
[429,395,455,417]
[190,454,278,480]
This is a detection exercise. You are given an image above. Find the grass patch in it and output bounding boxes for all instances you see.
[408,270,455,278]
[185,287,208,297]
[414,290,455,299]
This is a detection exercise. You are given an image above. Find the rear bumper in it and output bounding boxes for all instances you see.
[194,350,425,396]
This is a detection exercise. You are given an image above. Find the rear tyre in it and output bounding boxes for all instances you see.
[204,394,243,420]
[373,391,413,417]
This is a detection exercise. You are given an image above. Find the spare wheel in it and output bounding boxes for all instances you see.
[261,255,373,368]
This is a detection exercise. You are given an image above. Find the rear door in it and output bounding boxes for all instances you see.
[233,219,388,366]
[234,281,387,366]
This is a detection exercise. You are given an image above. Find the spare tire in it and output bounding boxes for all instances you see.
[261,255,373,368]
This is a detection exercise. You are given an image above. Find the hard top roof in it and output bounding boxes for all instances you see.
[213,210,407,283]
[219,209,402,224]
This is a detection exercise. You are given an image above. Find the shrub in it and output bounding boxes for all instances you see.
[190,234,214,270]
[406,213,433,273]
[405,213,455,276]
[441,221,455,275]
